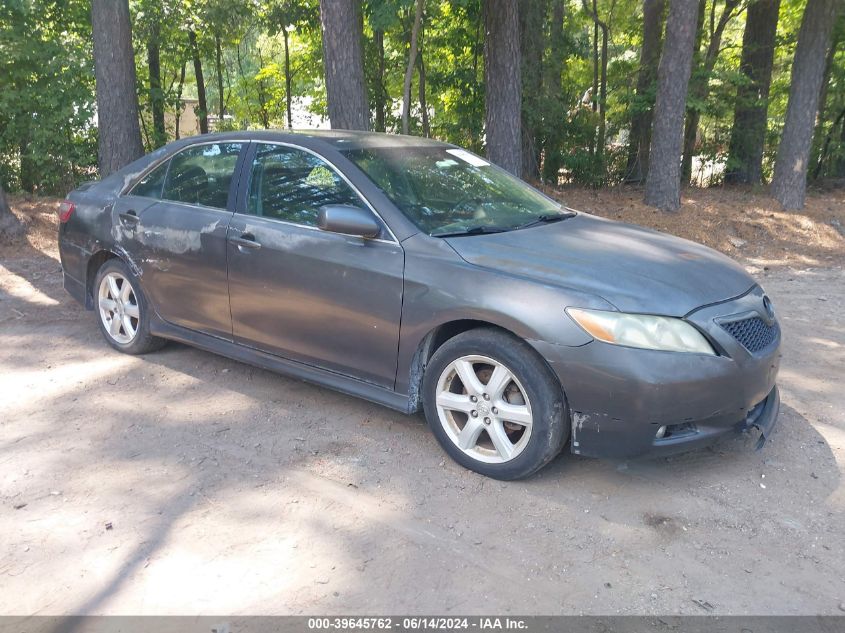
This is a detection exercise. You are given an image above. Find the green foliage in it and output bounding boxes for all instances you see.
[419,1,484,150]
[0,0,842,191]
[0,0,97,194]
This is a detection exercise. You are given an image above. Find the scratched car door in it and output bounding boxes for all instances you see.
[226,142,404,387]
[116,141,245,339]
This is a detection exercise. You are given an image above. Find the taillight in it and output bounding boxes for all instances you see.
[58,201,75,223]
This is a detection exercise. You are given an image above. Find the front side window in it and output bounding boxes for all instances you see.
[246,144,362,227]
[161,143,243,209]
[342,146,565,236]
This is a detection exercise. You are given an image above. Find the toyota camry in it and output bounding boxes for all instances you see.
[58,131,781,479]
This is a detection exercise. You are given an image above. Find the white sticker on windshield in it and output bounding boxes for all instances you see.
[446,149,490,167]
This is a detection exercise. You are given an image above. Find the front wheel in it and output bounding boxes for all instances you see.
[94,258,165,355]
[422,329,569,480]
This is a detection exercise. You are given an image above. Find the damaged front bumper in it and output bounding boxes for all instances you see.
[568,385,779,459]
[572,387,780,458]
[535,336,781,459]
[742,386,780,450]
[529,288,782,460]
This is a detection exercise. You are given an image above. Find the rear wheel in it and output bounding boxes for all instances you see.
[94,259,165,355]
[422,328,568,480]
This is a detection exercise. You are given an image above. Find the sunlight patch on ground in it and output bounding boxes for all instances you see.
[779,368,838,399]
[0,263,60,306]
[810,421,845,510]
[0,355,138,413]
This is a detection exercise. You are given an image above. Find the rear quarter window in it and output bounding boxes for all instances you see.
[162,143,243,209]
[130,161,169,199]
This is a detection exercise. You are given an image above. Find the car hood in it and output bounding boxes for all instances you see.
[444,212,755,316]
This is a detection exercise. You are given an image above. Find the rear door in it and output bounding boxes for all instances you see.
[116,141,246,339]
[226,142,404,388]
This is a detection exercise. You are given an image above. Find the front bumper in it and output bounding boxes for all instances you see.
[530,286,782,459]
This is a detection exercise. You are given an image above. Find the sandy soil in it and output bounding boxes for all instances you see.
[0,191,843,615]
[544,185,845,270]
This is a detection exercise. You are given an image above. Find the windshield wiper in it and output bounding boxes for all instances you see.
[432,225,509,238]
[432,211,576,238]
[515,211,576,230]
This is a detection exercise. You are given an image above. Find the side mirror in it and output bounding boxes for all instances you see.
[318,205,381,239]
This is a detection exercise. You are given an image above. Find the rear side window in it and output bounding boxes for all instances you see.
[131,161,168,199]
[161,143,243,209]
[246,143,361,227]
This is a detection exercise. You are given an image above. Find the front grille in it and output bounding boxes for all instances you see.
[721,317,778,353]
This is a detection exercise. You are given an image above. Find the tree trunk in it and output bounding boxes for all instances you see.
[417,19,430,138]
[175,59,186,140]
[471,11,483,145]
[597,22,608,162]
[592,4,599,115]
[771,0,841,210]
[644,0,700,211]
[139,104,151,150]
[542,0,566,182]
[546,0,565,101]
[837,112,845,177]
[813,106,845,180]
[626,0,666,183]
[584,0,608,164]
[0,184,11,217]
[811,24,842,178]
[147,20,166,149]
[520,0,545,180]
[92,0,144,177]
[189,31,209,134]
[0,184,23,239]
[418,50,430,137]
[483,0,522,175]
[236,41,259,126]
[816,28,840,134]
[215,34,225,119]
[677,0,706,184]
[681,0,741,184]
[402,0,425,135]
[725,0,781,185]
[319,0,370,130]
[19,136,35,194]
[374,29,387,132]
[255,48,270,130]
[283,26,293,129]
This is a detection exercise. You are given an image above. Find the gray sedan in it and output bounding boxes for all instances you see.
[58,131,780,479]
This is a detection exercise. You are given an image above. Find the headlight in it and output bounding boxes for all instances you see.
[566,308,715,355]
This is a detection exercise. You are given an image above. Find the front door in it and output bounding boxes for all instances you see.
[226,143,404,388]
[117,141,245,339]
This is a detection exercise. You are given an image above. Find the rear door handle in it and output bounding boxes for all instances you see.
[229,233,261,250]
[118,211,139,227]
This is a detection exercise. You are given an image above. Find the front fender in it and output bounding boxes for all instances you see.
[395,234,611,396]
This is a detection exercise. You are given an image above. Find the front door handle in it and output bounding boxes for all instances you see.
[118,210,139,228]
[229,233,261,250]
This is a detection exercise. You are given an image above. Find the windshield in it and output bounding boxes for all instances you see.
[341,146,567,236]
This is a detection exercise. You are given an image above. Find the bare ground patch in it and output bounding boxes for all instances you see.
[0,189,843,615]
[542,185,845,270]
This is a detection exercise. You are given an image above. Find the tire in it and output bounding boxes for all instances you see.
[93,258,166,355]
[422,328,569,480]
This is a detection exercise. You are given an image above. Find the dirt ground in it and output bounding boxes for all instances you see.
[1,190,843,616]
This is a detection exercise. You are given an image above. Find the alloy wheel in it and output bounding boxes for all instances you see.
[435,355,533,464]
[98,272,140,345]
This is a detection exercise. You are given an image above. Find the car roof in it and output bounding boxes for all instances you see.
[186,129,452,152]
